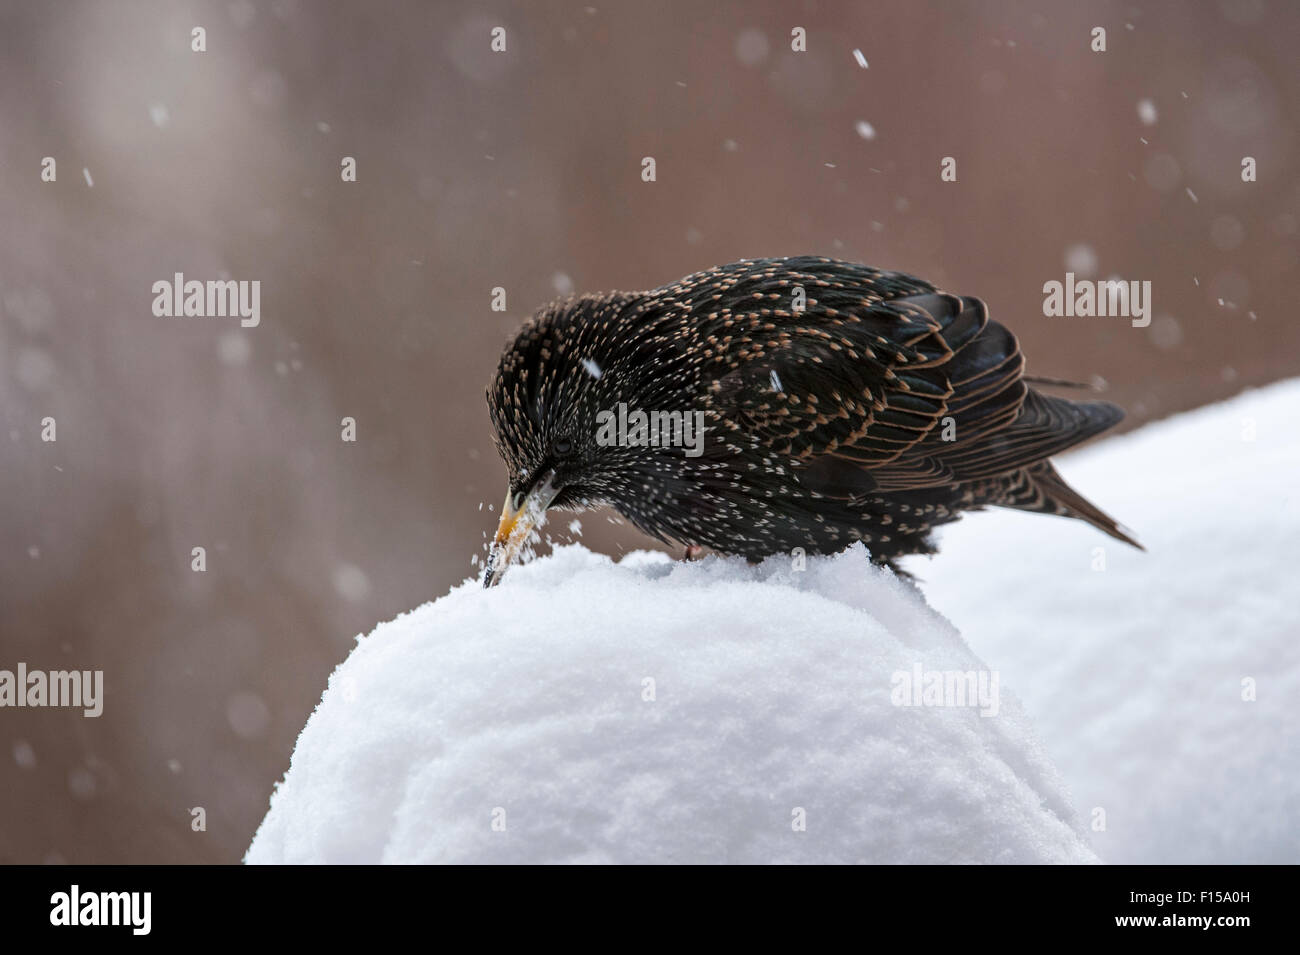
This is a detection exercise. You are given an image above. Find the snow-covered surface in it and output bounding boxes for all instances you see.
[921,379,1300,864]
[246,546,1095,864]
[247,379,1299,865]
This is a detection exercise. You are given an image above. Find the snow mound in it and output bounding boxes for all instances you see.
[921,379,1300,864]
[247,546,1096,864]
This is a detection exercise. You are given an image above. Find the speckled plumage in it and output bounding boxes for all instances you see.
[486,256,1139,573]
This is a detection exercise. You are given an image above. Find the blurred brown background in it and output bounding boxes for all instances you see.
[1,0,1296,863]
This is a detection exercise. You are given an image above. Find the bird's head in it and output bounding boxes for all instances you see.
[482,292,645,587]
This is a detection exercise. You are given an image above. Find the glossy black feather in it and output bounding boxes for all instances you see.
[486,257,1140,567]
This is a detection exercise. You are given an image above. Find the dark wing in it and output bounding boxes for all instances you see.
[706,270,1117,496]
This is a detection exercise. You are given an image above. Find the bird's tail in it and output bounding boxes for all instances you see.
[993,460,1144,549]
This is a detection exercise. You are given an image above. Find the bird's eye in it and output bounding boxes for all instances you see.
[554,438,573,456]
[512,490,526,510]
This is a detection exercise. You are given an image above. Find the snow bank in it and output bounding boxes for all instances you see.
[921,379,1300,864]
[247,546,1095,864]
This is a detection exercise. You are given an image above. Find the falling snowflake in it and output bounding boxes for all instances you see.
[1064,243,1098,277]
[333,563,372,602]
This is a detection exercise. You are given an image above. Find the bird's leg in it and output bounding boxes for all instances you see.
[683,545,705,561]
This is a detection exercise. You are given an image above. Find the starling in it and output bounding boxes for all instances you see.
[483,256,1139,587]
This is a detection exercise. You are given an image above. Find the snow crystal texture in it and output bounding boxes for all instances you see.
[249,381,1300,865]
[247,546,1094,864]
[921,379,1300,864]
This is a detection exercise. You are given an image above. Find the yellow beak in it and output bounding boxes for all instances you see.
[482,473,559,588]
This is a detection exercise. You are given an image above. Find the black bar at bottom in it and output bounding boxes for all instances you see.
[0,863,1282,941]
